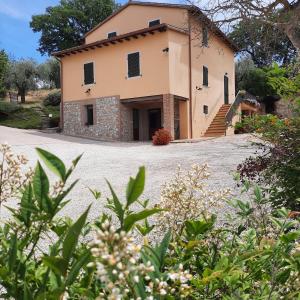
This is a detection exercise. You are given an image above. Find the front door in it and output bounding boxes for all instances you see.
[148,109,161,140]
[224,75,229,104]
[133,109,139,141]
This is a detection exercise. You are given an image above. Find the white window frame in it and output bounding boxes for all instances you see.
[148,18,161,27]
[107,31,117,39]
[126,51,142,79]
[83,61,96,86]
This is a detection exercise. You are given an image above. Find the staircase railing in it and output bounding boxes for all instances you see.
[224,90,246,130]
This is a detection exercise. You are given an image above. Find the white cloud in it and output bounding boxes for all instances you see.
[0,2,31,21]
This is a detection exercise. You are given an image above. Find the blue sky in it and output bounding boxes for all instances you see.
[0,0,182,63]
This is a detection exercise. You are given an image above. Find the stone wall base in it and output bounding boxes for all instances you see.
[63,96,133,141]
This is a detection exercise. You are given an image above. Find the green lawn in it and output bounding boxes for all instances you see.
[0,101,60,129]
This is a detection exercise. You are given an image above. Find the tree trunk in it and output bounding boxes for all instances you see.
[284,26,300,57]
[20,91,26,103]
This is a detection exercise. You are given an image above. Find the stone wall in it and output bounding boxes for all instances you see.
[163,94,175,138]
[63,96,133,141]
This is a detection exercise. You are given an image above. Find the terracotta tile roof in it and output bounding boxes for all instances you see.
[52,23,187,57]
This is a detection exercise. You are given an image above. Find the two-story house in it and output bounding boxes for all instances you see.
[53,1,238,141]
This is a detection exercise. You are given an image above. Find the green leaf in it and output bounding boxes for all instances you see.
[62,205,91,264]
[155,230,171,269]
[126,166,145,208]
[65,153,83,181]
[33,162,50,211]
[43,256,68,276]
[88,187,101,200]
[280,231,300,243]
[36,148,66,181]
[20,185,33,227]
[65,250,91,286]
[8,233,17,272]
[106,180,124,223]
[123,208,162,232]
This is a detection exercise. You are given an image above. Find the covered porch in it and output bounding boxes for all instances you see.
[121,94,188,141]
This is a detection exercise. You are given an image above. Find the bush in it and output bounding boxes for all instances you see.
[152,128,172,145]
[0,146,299,299]
[237,114,300,210]
[43,90,61,106]
[0,101,21,114]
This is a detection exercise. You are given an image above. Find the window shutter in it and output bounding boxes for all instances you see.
[203,66,208,86]
[107,32,117,39]
[202,27,208,47]
[128,52,140,78]
[84,63,94,85]
[149,19,160,27]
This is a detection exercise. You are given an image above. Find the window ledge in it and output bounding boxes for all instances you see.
[126,74,142,80]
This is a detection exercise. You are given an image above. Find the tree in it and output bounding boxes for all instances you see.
[38,58,60,88]
[191,0,300,55]
[6,60,38,103]
[0,50,9,98]
[30,0,119,56]
[229,19,297,67]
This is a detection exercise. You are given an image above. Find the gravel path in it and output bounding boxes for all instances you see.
[0,126,257,220]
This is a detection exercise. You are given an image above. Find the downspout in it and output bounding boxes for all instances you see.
[188,14,193,139]
[54,57,64,131]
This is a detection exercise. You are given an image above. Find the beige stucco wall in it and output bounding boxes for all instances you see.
[62,31,171,102]
[189,16,235,138]
[85,5,188,44]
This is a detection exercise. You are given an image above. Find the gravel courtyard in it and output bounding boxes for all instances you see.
[0,126,257,220]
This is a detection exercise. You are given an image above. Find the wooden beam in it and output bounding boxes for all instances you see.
[117,39,124,43]
[96,45,102,48]
[110,41,116,44]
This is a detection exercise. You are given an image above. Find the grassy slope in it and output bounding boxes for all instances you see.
[0,93,60,129]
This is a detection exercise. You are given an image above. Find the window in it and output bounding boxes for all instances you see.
[84,62,94,85]
[202,26,208,47]
[203,105,208,114]
[149,19,160,27]
[85,104,94,126]
[203,66,208,86]
[127,52,140,78]
[107,31,117,39]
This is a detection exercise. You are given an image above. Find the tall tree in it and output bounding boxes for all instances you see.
[191,0,300,55]
[0,50,9,98]
[229,19,297,67]
[38,59,61,88]
[6,60,38,103]
[30,0,119,56]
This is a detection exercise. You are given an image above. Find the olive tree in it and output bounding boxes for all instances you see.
[6,59,38,103]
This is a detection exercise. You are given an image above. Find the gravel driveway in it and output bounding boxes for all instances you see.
[0,126,257,220]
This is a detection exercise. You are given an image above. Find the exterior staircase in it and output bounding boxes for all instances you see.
[203,104,231,137]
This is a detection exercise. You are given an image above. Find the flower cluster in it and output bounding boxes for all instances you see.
[0,144,33,207]
[156,164,230,234]
[90,220,193,299]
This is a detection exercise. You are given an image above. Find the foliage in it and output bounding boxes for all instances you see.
[0,147,299,299]
[5,59,38,103]
[152,128,172,145]
[0,50,9,98]
[30,0,119,55]
[43,90,61,106]
[237,114,300,210]
[156,164,229,235]
[229,19,297,67]
[0,101,21,114]
[38,59,60,88]
[0,107,43,129]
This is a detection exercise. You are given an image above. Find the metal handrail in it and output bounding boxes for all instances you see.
[225,90,246,128]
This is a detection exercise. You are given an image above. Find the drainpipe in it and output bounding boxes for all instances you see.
[188,14,193,139]
[55,57,63,131]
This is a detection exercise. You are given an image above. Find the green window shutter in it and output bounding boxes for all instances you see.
[224,75,229,104]
[107,32,117,39]
[203,66,208,86]
[84,63,94,85]
[149,19,160,27]
[202,27,208,47]
[128,52,140,78]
